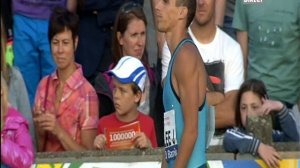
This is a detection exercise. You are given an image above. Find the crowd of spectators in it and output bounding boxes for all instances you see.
[1,0,299,167]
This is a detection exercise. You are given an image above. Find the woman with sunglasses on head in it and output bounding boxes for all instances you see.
[95,2,156,118]
[75,0,143,84]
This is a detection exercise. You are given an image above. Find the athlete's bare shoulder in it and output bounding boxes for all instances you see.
[175,41,202,69]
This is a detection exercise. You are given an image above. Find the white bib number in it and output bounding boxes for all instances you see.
[164,109,178,161]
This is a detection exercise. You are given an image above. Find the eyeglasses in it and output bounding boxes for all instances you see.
[120,2,143,14]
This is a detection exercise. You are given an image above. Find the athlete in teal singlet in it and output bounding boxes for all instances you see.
[155,0,208,167]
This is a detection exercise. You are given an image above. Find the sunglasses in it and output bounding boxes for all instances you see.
[120,2,143,14]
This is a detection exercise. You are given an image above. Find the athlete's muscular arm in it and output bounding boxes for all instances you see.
[172,44,207,168]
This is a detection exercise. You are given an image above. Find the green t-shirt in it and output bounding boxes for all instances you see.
[233,0,300,104]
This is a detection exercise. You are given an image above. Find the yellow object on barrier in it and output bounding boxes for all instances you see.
[256,159,298,168]
[34,163,63,168]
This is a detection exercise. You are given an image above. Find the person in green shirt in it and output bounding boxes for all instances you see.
[233,0,300,109]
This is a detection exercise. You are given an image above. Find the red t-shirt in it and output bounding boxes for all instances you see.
[98,112,157,148]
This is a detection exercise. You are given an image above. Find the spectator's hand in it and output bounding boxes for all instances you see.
[94,134,106,149]
[258,143,281,168]
[34,113,62,136]
[33,110,47,136]
[259,99,284,116]
[133,132,151,149]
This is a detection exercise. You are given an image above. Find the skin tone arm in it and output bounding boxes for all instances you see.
[214,90,238,128]
[236,31,248,76]
[207,92,225,106]
[172,44,206,168]
[34,113,96,151]
[214,0,227,27]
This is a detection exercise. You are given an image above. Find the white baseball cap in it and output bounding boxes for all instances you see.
[108,56,146,91]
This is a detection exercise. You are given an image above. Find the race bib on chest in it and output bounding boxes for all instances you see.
[164,109,178,161]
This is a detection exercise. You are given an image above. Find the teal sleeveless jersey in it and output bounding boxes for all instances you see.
[163,38,207,168]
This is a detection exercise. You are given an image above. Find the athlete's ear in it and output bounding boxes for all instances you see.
[178,6,188,20]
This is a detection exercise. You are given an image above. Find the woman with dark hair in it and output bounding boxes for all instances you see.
[33,7,99,152]
[95,2,155,117]
[111,2,148,65]
[223,79,299,168]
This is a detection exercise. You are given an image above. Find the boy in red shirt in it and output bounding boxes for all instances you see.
[94,56,157,149]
